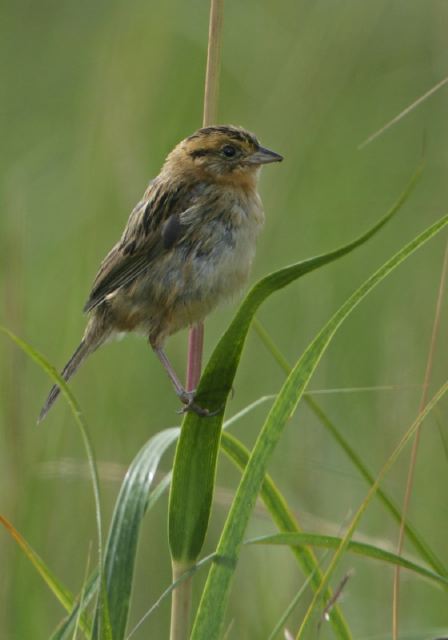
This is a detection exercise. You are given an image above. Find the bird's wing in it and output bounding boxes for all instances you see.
[83,179,197,313]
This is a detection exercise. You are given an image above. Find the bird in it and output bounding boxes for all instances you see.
[38,125,283,421]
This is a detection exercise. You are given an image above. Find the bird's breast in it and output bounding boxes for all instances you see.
[190,190,264,301]
[102,188,265,340]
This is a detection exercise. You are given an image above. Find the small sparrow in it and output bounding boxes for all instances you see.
[39,125,282,421]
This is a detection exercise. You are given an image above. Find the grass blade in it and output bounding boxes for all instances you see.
[190,214,448,639]
[221,432,350,639]
[253,324,447,577]
[126,553,217,639]
[0,327,108,635]
[267,573,317,640]
[51,402,281,639]
[306,396,447,576]
[246,532,448,590]
[50,571,99,640]
[296,380,448,638]
[0,515,92,636]
[92,428,180,639]
[168,169,421,566]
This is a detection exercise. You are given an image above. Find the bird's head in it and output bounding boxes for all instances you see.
[163,125,283,187]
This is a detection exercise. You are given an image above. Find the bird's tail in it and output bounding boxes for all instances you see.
[38,339,90,423]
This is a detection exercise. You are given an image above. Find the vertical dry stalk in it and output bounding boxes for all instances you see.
[186,0,224,393]
[170,562,194,640]
[202,0,224,128]
[392,239,448,639]
[171,3,225,639]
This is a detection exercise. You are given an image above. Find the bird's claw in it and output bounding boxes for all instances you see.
[176,390,221,418]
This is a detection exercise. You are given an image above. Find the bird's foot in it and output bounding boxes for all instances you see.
[176,389,220,418]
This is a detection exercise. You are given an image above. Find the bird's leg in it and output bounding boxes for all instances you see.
[152,345,193,402]
[152,345,213,417]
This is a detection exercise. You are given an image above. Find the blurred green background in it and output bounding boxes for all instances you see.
[1,0,448,637]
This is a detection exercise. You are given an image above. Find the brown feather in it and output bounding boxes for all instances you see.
[39,124,282,420]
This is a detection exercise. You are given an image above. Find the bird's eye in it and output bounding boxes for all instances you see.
[222,144,237,158]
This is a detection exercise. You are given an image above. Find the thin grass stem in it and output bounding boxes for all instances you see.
[358,75,448,149]
[169,563,193,640]
[392,239,448,639]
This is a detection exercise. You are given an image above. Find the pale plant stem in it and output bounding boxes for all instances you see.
[185,0,223,394]
[202,0,224,127]
[392,239,448,639]
[171,1,224,639]
[170,564,193,640]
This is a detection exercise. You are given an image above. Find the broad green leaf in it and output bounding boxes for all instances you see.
[168,170,421,566]
[49,402,274,639]
[92,427,180,639]
[246,532,448,590]
[52,464,176,640]
[65,396,351,638]
[190,214,448,640]
[296,380,448,637]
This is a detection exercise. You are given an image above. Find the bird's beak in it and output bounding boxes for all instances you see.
[247,146,283,165]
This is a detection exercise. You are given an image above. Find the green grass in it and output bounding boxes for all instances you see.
[1,1,448,638]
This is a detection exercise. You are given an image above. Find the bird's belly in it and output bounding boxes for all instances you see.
[160,245,252,336]
[108,206,262,341]
[196,228,256,300]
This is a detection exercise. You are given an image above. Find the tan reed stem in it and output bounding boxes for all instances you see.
[392,239,448,639]
[171,3,225,639]
[186,0,224,393]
